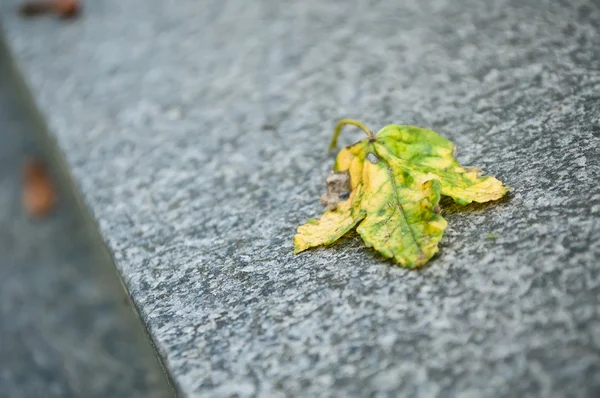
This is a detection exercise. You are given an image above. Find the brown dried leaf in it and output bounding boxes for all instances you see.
[22,158,57,218]
[54,0,80,19]
[19,1,54,16]
[18,0,80,19]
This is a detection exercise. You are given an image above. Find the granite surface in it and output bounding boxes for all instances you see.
[2,0,600,396]
[0,42,173,398]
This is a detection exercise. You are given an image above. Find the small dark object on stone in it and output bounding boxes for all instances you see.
[261,124,277,131]
[338,191,351,200]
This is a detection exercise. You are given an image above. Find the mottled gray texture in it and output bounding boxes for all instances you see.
[0,46,173,398]
[2,0,600,396]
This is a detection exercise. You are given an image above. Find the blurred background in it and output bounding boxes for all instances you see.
[0,5,174,396]
[2,0,599,397]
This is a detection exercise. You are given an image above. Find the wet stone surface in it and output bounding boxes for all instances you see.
[2,0,600,396]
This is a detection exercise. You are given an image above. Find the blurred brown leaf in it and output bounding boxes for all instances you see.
[54,0,80,19]
[19,0,80,19]
[22,158,57,218]
[19,1,53,16]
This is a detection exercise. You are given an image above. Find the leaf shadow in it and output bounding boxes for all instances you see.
[328,230,440,272]
[310,192,511,271]
[439,191,512,217]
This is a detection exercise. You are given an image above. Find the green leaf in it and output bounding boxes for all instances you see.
[376,125,508,205]
[294,119,509,268]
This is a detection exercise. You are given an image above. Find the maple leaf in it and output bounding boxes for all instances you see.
[294,119,509,268]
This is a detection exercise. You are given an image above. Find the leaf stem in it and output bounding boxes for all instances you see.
[328,119,375,152]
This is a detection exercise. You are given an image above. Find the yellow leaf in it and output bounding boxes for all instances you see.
[294,119,510,268]
[356,158,447,268]
[294,184,365,253]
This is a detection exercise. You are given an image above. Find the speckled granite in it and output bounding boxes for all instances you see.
[1,0,600,396]
[0,48,173,398]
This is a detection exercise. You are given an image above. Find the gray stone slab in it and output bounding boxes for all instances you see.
[0,45,173,398]
[1,0,600,396]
